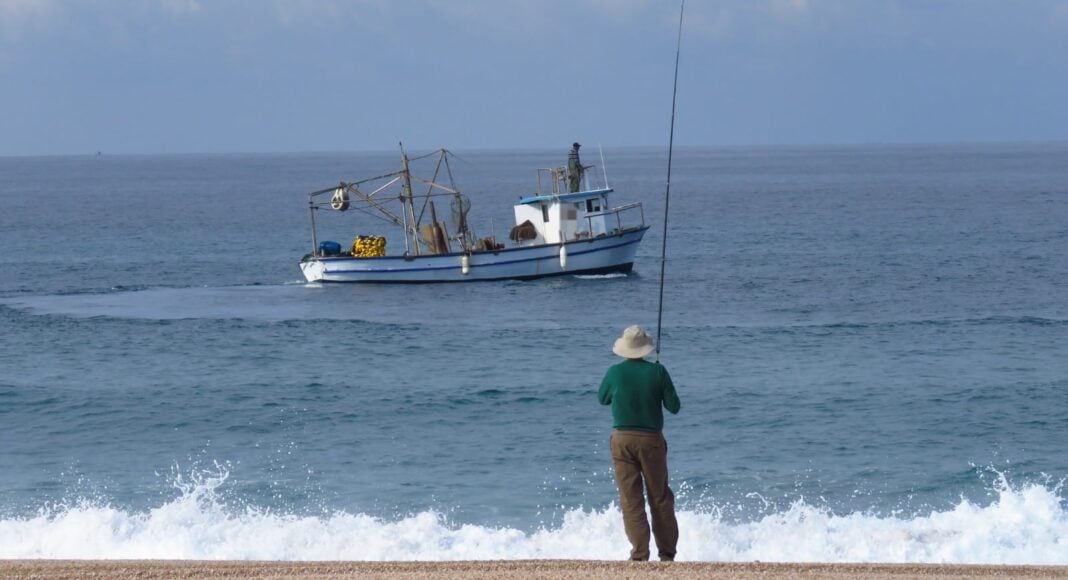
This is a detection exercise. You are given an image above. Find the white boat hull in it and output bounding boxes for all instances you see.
[301,227,648,283]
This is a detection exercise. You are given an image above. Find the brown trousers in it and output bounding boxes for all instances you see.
[610,430,678,561]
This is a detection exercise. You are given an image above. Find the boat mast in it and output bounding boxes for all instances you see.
[309,198,319,254]
[443,152,469,249]
[655,0,684,362]
[399,143,420,256]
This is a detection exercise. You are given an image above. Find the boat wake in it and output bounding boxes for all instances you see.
[573,273,629,280]
[0,285,315,321]
[0,283,589,329]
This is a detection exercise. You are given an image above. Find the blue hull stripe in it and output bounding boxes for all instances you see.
[315,262,634,284]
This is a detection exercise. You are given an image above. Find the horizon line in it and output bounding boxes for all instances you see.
[3,139,1068,159]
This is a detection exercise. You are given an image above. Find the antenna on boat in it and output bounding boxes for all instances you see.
[655,0,684,363]
[598,143,609,189]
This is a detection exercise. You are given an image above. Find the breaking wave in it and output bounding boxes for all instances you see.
[1,470,1065,563]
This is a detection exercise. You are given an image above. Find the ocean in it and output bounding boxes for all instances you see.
[1,144,1066,562]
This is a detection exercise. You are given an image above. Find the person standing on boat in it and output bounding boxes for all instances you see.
[568,142,584,192]
[598,325,681,562]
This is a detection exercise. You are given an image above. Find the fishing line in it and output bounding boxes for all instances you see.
[655,0,685,362]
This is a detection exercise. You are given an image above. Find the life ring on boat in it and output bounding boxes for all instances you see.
[331,188,350,211]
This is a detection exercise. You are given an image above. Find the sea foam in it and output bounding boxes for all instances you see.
[1,471,1065,563]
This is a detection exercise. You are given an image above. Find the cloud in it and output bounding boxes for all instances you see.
[1054,1,1068,24]
[769,0,810,19]
[266,0,392,28]
[159,0,202,17]
[0,0,51,19]
[420,0,583,42]
[680,0,821,43]
[0,0,56,63]
[0,0,55,33]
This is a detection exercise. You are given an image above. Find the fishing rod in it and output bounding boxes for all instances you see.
[655,0,685,363]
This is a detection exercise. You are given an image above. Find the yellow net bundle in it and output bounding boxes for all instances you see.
[351,235,386,257]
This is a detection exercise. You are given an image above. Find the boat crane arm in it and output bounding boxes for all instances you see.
[350,169,407,187]
[410,176,461,195]
[364,176,402,200]
[306,184,342,198]
[343,182,405,226]
[306,171,405,199]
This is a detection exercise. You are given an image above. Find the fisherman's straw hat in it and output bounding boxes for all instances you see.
[612,325,655,359]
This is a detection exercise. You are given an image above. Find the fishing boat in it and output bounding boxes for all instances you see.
[299,147,648,283]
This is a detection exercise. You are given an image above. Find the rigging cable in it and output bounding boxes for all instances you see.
[447,150,526,195]
[655,0,685,363]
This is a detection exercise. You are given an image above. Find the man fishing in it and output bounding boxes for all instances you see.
[598,325,681,561]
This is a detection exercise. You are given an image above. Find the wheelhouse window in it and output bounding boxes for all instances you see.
[541,204,550,222]
[586,199,601,212]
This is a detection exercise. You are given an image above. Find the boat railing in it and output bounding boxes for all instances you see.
[584,201,645,235]
[536,164,604,195]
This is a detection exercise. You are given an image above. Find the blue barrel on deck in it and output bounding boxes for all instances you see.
[318,241,342,256]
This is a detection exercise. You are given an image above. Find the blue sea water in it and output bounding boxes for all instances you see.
[1,144,1067,562]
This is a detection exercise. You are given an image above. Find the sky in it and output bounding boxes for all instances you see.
[2,0,1068,155]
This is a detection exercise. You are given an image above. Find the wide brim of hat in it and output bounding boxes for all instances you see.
[612,338,654,359]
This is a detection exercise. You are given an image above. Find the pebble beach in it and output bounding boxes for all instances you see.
[3,561,1068,580]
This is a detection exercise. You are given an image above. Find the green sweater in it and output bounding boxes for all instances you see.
[598,359,681,432]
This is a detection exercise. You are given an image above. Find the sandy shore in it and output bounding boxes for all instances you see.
[2,561,1068,579]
